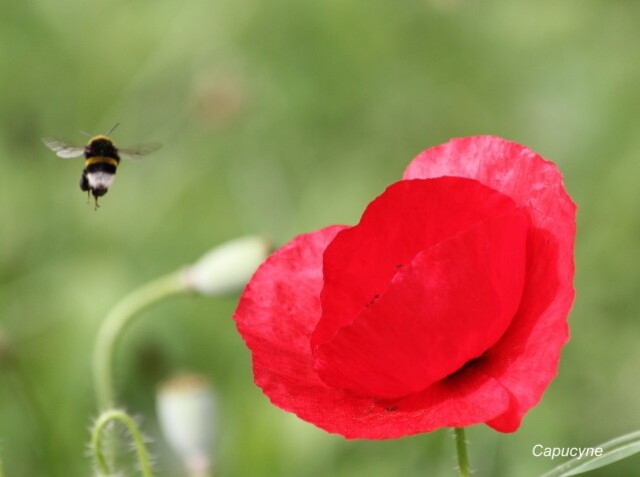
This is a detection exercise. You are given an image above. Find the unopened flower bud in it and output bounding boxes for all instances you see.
[157,374,215,475]
[183,235,271,295]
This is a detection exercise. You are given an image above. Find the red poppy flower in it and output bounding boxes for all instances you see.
[233,136,576,439]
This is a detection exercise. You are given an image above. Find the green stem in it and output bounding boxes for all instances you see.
[93,270,187,410]
[454,428,471,477]
[91,409,153,477]
[0,452,4,477]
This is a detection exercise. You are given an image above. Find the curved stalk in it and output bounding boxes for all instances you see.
[91,409,153,477]
[92,271,187,410]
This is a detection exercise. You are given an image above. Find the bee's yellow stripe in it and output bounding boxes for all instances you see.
[85,157,118,167]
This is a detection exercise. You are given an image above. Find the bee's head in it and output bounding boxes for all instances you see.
[85,135,118,158]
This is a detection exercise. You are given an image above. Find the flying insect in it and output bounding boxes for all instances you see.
[42,123,161,209]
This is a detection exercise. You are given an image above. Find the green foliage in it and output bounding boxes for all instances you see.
[1,0,640,476]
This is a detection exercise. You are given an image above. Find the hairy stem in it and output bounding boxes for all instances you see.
[91,409,153,477]
[93,271,186,410]
[454,428,471,477]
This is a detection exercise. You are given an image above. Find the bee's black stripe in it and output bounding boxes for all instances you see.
[84,161,117,175]
[84,156,119,168]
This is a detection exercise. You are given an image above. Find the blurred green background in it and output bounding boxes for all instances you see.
[1,0,639,475]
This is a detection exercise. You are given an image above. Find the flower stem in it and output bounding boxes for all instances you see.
[454,427,471,477]
[93,270,187,410]
[91,409,153,477]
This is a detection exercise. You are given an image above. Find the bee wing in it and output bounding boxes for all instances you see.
[118,142,162,160]
[41,137,85,159]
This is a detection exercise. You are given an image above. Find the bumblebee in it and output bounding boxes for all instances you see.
[42,123,161,209]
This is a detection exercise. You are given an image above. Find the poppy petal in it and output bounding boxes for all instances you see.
[404,135,576,431]
[234,225,511,438]
[314,204,528,400]
[313,178,528,351]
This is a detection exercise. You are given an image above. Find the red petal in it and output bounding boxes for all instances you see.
[234,226,343,389]
[314,204,528,399]
[405,136,576,431]
[313,178,528,350]
[234,226,511,438]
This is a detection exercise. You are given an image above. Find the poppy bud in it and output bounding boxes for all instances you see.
[183,236,271,295]
[157,374,216,475]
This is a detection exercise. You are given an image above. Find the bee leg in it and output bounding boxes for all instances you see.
[94,195,100,211]
[80,172,91,205]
